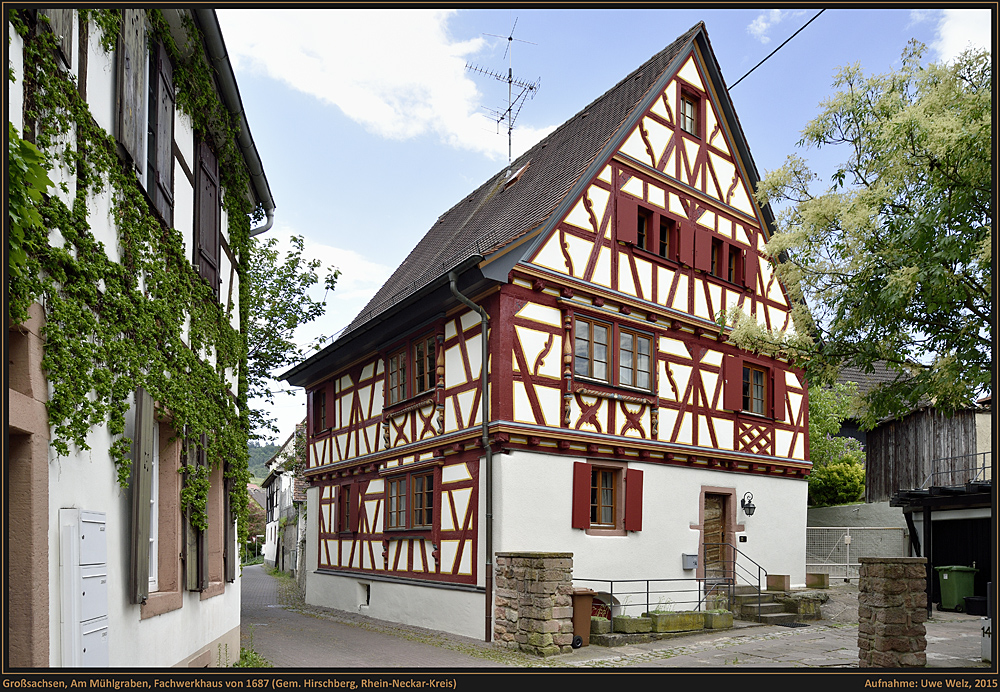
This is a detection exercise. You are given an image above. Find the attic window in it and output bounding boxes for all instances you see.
[505,161,530,189]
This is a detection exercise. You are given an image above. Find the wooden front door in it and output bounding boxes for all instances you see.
[703,493,729,581]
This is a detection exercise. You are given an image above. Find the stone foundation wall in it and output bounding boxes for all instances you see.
[493,552,574,657]
[858,557,928,668]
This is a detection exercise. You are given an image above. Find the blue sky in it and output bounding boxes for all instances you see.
[214,7,993,445]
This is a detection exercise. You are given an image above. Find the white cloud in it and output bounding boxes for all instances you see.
[262,225,392,345]
[931,9,992,62]
[249,225,393,441]
[218,9,552,161]
[747,10,786,44]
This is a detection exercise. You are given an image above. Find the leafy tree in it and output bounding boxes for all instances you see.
[806,383,866,506]
[727,42,992,430]
[245,235,339,439]
[808,462,866,507]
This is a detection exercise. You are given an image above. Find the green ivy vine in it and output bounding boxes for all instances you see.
[10,9,257,544]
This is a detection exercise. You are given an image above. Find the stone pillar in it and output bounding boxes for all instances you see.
[858,557,929,668]
[493,552,574,657]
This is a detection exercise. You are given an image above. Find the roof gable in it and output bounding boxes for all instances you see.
[288,23,779,387]
[343,23,708,333]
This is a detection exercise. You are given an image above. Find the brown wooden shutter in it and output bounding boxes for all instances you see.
[184,435,209,591]
[723,354,743,412]
[571,462,591,529]
[116,9,146,166]
[195,139,221,297]
[623,468,643,532]
[151,42,174,225]
[128,386,155,604]
[678,222,695,266]
[41,8,74,67]
[616,195,638,246]
[772,368,786,421]
[694,229,712,273]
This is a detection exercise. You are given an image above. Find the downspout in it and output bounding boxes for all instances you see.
[448,268,493,642]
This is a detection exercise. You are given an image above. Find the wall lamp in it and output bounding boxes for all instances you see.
[741,492,756,517]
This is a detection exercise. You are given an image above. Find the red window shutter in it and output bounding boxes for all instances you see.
[723,354,743,411]
[350,482,362,532]
[616,195,638,246]
[624,469,643,531]
[571,462,591,529]
[742,251,754,291]
[678,222,695,266]
[306,389,314,437]
[694,229,713,273]
[772,368,786,421]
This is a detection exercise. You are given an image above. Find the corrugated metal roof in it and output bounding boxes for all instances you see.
[342,23,706,336]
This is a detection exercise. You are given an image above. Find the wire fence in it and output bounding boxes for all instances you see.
[806,527,908,581]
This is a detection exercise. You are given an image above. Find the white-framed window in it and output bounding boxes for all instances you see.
[148,422,160,592]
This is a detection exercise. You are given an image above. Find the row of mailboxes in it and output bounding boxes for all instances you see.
[60,509,109,667]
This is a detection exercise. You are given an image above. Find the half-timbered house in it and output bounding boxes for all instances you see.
[282,22,810,641]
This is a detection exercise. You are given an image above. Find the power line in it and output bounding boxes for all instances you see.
[728,10,826,91]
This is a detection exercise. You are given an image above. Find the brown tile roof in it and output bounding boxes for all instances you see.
[343,23,706,335]
[835,361,908,398]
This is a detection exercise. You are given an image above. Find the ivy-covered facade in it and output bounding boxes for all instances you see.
[7,9,274,667]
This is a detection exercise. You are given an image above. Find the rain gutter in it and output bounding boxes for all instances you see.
[190,9,275,236]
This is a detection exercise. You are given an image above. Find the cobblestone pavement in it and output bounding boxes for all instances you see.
[241,565,992,670]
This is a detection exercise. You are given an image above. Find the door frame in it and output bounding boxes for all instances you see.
[689,486,745,581]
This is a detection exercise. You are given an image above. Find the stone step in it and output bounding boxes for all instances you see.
[759,611,800,626]
[733,592,776,605]
[754,602,789,616]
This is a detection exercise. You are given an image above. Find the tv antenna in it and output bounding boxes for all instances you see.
[465,17,540,163]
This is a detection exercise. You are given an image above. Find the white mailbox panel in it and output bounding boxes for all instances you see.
[79,511,107,566]
[80,617,109,668]
[80,565,109,624]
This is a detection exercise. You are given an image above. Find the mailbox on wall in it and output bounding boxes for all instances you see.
[60,509,109,667]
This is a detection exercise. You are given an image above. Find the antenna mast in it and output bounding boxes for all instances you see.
[465,17,540,163]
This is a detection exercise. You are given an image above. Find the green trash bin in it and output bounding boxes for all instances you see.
[935,565,978,612]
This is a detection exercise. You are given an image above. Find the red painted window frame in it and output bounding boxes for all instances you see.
[723,355,785,421]
[572,462,643,533]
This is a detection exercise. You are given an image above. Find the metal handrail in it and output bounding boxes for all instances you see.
[573,577,728,617]
[920,451,992,488]
[703,542,768,622]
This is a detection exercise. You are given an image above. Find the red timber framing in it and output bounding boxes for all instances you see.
[313,450,480,585]
[298,40,809,590]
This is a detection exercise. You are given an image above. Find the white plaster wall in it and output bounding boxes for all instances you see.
[173,112,195,259]
[306,571,485,640]
[47,402,240,667]
[86,20,117,137]
[263,516,278,566]
[976,411,993,480]
[9,24,24,131]
[493,449,808,588]
[303,485,485,638]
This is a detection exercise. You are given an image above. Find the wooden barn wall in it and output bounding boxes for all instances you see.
[865,409,977,502]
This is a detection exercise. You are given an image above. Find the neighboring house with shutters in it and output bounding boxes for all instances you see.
[263,423,307,575]
[7,9,274,667]
[281,22,809,641]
